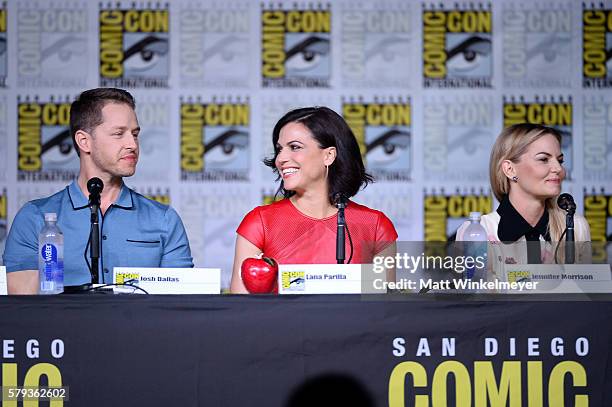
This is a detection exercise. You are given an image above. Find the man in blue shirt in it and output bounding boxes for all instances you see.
[3,88,193,294]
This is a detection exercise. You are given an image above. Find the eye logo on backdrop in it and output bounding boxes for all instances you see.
[342,97,411,181]
[503,2,572,88]
[17,1,88,88]
[503,95,573,178]
[583,95,612,182]
[424,188,492,242]
[582,4,612,88]
[179,1,250,87]
[99,3,169,88]
[422,2,492,88]
[17,95,78,182]
[180,96,250,182]
[423,95,493,182]
[0,2,6,87]
[261,3,331,87]
[584,187,612,263]
[340,1,412,87]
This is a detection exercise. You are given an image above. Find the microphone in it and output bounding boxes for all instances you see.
[87,177,104,196]
[557,193,575,264]
[333,192,348,208]
[87,177,104,284]
[333,193,348,264]
[557,193,576,212]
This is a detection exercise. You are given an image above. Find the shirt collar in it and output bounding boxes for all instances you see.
[67,180,134,210]
[496,195,550,242]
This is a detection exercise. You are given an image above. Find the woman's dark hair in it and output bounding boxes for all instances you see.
[264,106,373,203]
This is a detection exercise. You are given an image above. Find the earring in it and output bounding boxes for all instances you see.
[512,176,518,183]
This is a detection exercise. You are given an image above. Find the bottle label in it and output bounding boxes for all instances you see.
[41,243,58,263]
[40,243,62,285]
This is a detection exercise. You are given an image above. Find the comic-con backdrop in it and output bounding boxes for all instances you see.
[0,0,611,287]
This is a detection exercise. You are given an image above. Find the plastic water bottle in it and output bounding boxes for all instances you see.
[463,212,488,280]
[38,213,64,294]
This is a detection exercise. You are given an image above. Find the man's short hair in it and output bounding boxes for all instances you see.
[69,88,136,156]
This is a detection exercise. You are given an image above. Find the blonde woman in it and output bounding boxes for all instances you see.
[457,123,591,278]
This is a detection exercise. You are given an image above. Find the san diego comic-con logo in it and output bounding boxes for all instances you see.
[17,1,88,88]
[584,187,612,263]
[503,95,573,178]
[583,96,612,181]
[0,2,6,87]
[422,2,492,88]
[583,4,612,88]
[180,97,250,182]
[179,1,250,87]
[340,2,412,87]
[424,188,493,243]
[261,3,331,88]
[388,336,591,407]
[423,96,493,181]
[503,2,572,88]
[282,271,305,291]
[343,97,411,181]
[99,2,169,88]
[17,95,79,182]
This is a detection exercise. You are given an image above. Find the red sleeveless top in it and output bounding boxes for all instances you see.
[237,199,398,264]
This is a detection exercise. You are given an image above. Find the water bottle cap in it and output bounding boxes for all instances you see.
[44,213,57,222]
[469,212,481,221]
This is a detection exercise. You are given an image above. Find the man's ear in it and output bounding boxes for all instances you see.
[75,130,91,154]
[323,147,337,166]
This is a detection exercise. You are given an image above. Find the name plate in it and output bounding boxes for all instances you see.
[503,264,612,294]
[0,267,6,295]
[113,268,221,294]
[278,264,362,294]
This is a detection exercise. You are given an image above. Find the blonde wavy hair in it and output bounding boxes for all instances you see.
[489,123,566,242]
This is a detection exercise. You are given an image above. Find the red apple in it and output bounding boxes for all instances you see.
[241,255,279,294]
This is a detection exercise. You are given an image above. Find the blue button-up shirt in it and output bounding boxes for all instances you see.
[3,181,193,286]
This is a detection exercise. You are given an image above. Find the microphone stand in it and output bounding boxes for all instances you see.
[89,192,101,284]
[336,197,347,264]
[565,204,576,264]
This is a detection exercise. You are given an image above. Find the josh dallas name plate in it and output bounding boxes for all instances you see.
[113,268,221,294]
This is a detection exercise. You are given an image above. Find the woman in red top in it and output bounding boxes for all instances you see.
[230,106,398,293]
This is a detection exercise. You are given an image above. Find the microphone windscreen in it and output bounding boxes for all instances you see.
[333,192,348,205]
[557,193,575,211]
[87,177,104,195]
